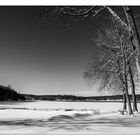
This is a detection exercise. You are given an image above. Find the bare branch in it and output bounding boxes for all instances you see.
[60,6,104,17]
[106,7,130,31]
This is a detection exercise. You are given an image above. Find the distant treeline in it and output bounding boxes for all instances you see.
[0,85,25,101]
[1,85,140,102]
[23,94,140,102]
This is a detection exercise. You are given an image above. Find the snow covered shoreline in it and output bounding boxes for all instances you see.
[0,101,140,134]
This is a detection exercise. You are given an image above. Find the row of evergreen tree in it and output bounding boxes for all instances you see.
[0,85,25,101]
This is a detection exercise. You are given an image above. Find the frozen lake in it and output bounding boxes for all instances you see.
[0,101,123,112]
[0,101,140,134]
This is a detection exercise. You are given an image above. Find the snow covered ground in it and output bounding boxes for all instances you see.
[0,101,140,134]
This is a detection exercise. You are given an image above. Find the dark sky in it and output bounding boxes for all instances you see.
[0,6,139,96]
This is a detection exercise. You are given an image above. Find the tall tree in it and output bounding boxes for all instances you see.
[84,19,136,115]
[40,6,140,114]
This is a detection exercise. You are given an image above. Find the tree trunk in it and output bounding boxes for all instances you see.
[128,61,138,112]
[121,37,133,116]
[123,90,127,111]
[123,6,140,73]
[116,60,127,113]
[124,71,133,116]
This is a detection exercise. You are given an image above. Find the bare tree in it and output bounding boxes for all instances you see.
[40,6,140,114]
[84,19,137,115]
